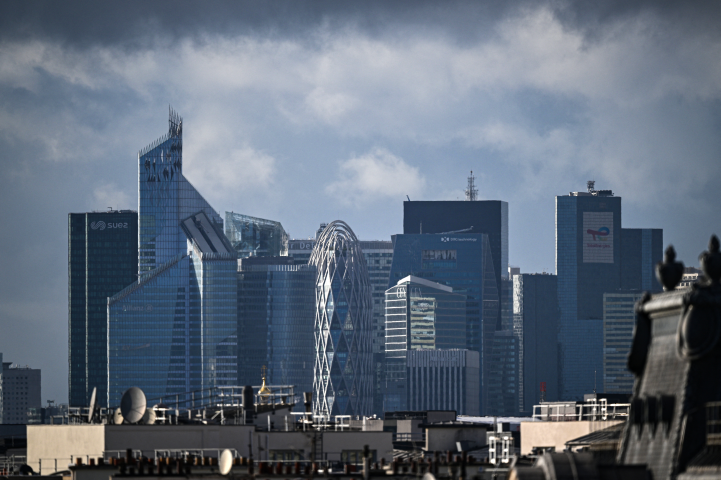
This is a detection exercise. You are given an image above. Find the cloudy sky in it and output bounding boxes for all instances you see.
[1,1,719,403]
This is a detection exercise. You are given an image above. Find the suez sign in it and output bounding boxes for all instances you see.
[90,220,129,231]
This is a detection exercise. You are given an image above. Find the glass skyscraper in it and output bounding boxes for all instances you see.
[388,233,500,414]
[107,111,238,406]
[556,188,621,401]
[225,212,289,258]
[556,183,662,401]
[384,275,466,411]
[309,221,373,417]
[237,256,316,402]
[68,210,137,407]
[287,234,393,415]
[512,273,560,414]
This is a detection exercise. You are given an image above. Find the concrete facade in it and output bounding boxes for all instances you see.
[1,354,42,424]
[519,420,623,455]
[27,425,393,474]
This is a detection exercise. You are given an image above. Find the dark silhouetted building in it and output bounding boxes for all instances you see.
[512,273,559,414]
[68,210,137,407]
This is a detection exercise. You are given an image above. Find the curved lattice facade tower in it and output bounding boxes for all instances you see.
[309,221,373,417]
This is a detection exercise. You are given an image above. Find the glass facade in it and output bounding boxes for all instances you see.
[287,236,393,415]
[512,273,560,414]
[388,233,501,414]
[620,228,663,293]
[309,221,373,417]
[107,111,238,407]
[138,109,222,274]
[485,331,518,416]
[237,257,316,404]
[603,291,643,394]
[68,210,137,407]
[555,192,622,401]
[406,349,479,415]
[384,276,466,411]
[225,212,289,258]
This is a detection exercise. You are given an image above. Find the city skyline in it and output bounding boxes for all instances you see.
[1,1,720,404]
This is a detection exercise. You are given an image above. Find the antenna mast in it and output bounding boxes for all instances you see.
[465,171,478,201]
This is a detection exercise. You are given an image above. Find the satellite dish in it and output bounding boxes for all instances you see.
[87,387,97,424]
[142,408,156,425]
[219,449,233,475]
[423,473,436,480]
[113,408,124,425]
[120,387,147,424]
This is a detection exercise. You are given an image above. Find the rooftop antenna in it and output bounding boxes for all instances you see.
[465,171,478,201]
[587,180,596,194]
[406,195,410,201]
[540,382,546,403]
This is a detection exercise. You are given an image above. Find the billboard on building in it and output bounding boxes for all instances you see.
[583,212,614,263]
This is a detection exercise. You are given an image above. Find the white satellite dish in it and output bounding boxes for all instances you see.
[87,387,97,424]
[219,449,233,475]
[120,387,147,424]
[113,408,124,425]
[423,473,437,480]
[142,408,156,425]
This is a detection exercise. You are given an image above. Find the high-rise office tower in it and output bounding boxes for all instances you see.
[556,181,662,400]
[556,182,621,400]
[237,256,316,401]
[406,349,480,415]
[384,275,467,411]
[485,330,519,416]
[309,221,373,416]
[107,111,238,406]
[403,200,509,326]
[388,232,499,414]
[512,273,560,414]
[603,291,644,394]
[0,353,41,424]
[68,210,137,407]
[287,232,393,415]
[621,228,663,292]
[225,212,289,258]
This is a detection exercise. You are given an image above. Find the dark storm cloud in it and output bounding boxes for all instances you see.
[0,0,521,48]
[3,0,720,50]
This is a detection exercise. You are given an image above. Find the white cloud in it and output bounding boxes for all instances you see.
[326,148,426,206]
[92,183,133,211]
[185,145,276,194]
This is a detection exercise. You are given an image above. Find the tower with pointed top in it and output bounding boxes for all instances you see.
[309,221,373,417]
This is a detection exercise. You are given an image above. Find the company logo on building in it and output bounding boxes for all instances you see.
[586,227,610,241]
[91,220,129,231]
[441,237,476,242]
[583,212,614,263]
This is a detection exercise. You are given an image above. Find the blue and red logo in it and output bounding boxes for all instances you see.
[587,227,610,241]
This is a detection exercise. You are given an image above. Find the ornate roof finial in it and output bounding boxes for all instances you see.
[699,235,721,284]
[656,245,684,291]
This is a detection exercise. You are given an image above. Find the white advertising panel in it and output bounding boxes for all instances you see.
[583,212,614,263]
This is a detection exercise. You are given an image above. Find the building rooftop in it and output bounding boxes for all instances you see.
[394,275,453,293]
